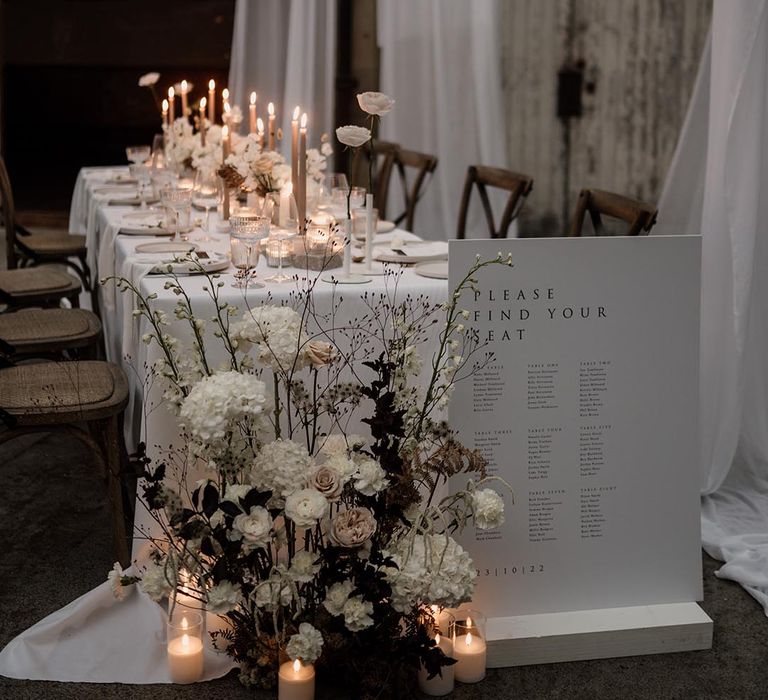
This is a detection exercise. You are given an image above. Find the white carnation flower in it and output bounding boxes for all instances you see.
[343,596,374,631]
[254,576,293,609]
[323,452,357,484]
[207,580,242,614]
[472,488,505,530]
[289,550,320,583]
[139,561,172,602]
[232,506,273,550]
[352,456,389,496]
[179,371,270,443]
[286,622,324,664]
[323,580,355,615]
[107,562,129,601]
[284,488,328,528]
[251,439,314,501]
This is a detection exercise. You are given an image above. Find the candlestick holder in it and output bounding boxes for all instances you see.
[167,610,204,684]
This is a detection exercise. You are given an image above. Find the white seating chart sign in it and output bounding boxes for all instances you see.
[450,236,703,623]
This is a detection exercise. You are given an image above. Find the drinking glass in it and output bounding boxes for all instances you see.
[160,185,193,242]
[129,164,152,209]
[315,173,349,211]
[331,186,365,218]
[351,206,379,241]
[192,168,219,238]
[230,213,269,288]
[264,232,294,283]
[126,145,151,165]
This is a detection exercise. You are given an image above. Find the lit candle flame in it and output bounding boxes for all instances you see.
[182,633,190,649]
[268,101,275,116]
[257,117,264,133]
[162,99,168,112]
[168,86,174,99]
[250,91,257,105]
[181,617,188,630]
[209,79,215,90]
[300,113,307,129]
[435,633,441,645]
[466,616,473,628]
[292,105,300,121]
[466,631,473,647]
[224,102,231,114]
[181,79,188,93]
[293,659,301,673]
[200,97,207,110]
[222,88,229,101]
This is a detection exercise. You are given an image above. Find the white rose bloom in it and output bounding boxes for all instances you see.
[323,580,355,615]
[107,562,129,601]
[385,534,476,612]
[472,488,505,530]
[139,561,172,602]
[286,622,324,664]
[207,580,242,614]
[335,125,371,148]
[289,550,320,583]
[352,456,389,496]
[230,306,306,371]
[251,439,315,501]
[284,488,328,528]
[323,452,357,484]
[232,506,273,549]
[138,71,160,87]
[343,596,374,632]
[356,91,395,116]
[179,371,270,442]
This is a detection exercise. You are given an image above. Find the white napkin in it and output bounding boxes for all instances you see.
[390,241,449,258]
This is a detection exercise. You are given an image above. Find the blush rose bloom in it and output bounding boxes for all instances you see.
[356,91,395,116]
[304,340,339,368]
[336,125,371,148]
[330,507,377,548]
[309,466,344,501]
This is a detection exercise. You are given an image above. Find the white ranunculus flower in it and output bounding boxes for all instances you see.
[108,562,129,600]
[288,550,320,583]
[471,488,505,530]
[356,91,395,116]
[138,71,160,87]
[207,580,242,614]
[335,125,371,148]
[232,506,273,549]
[323,580,355,615]
[286,622,324,664]
[251,439,315,501]
[284,488,328,528]
[139,561,172,602]
[343,595,374,631]
[179,371,270,443]
[352,456,389,496]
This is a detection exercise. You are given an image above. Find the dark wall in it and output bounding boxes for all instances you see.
[1,0,235,212]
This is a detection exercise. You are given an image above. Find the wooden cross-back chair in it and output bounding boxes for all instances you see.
[568,188,658,237]
[456,165,534,239]
[352,139,399,199]
[0,155,92,290]
[376,145,438,232]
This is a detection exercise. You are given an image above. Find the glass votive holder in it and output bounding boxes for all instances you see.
[351,206,379,241]
[418,611,455,697]
[453,610,487,684]
[266,232,294,268]
[331,186,366,214]
[167,610,204,684]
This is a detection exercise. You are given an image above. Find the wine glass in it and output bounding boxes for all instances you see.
[150,134,166,170]
[192,168,219,239]
[129,163,151,209]
[230,213,269,288]
[126,145,151,165]
[264,232,294,283]
[160,185,193,242]
[316,173,349,212]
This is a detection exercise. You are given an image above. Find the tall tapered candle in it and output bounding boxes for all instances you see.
[222,124,231,161]
[268,102,276,151]
[162,99,169,129]
[223,102,231,129]
[222,88,230,116]
[257,118,265,149]
[199,97,207,146]
[208,79,215,123]
[291,106,300,197]
[180,80,189,116]
[168,86,175,123]
[249,92,258,134]
[298,112,307,225]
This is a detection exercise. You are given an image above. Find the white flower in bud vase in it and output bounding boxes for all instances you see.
[324,580,355,615]
[286,622,324,664]
[284,488,329,528]
[138,72,160,87]
[343,595,375,631]
[335,125,372,148]
[207,580,242,614]
[471,487,506,530]
[356,91,395,116]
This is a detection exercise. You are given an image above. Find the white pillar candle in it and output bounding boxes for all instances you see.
[290,106,300,196]
[180,79,189,116]
[453,630,486,683]
[278,659,315,700]
[249,91,258,133]
[167,86,175,123]
[168,633,203,684]
[268,101,276,151]
[199,97,207,146]
[364,193,374,272]
[208,79,216,123]
[417,633,455,696]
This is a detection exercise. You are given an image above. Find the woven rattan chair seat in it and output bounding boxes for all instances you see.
[20,233,86,255]
[0,268,77,294]
[0,308,96,342]
[0,362,126,412]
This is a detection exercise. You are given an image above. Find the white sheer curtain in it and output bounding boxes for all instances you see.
[657,0,768,614]
[377,0,508,239]
[228,0,337,148]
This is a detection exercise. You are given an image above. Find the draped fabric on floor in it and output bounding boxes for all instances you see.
[377,0,509,238]
[656,0,768,615]
[227,0,337,140]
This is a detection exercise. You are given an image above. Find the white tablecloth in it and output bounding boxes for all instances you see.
[0,167,449,684]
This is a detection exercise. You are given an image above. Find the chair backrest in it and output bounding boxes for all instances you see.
[0,155,18,268]
[376,144,438,231]
[456,165,534,239]
[568,188,658,237]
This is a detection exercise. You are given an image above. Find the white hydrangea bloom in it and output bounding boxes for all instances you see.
[286,622,324,664]
[179,371,270,442]
[139,561,172,602]
[343,596,374,632]
[352,456,389,496]
[251,439,314,501]
[385,534,476,612]
[230,306,306,372]
[207,580,242,614]
[284,488,328,528]
[471,488,505,530]
[323,580,355,616]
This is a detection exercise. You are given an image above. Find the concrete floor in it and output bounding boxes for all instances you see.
[1,432,767,699]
